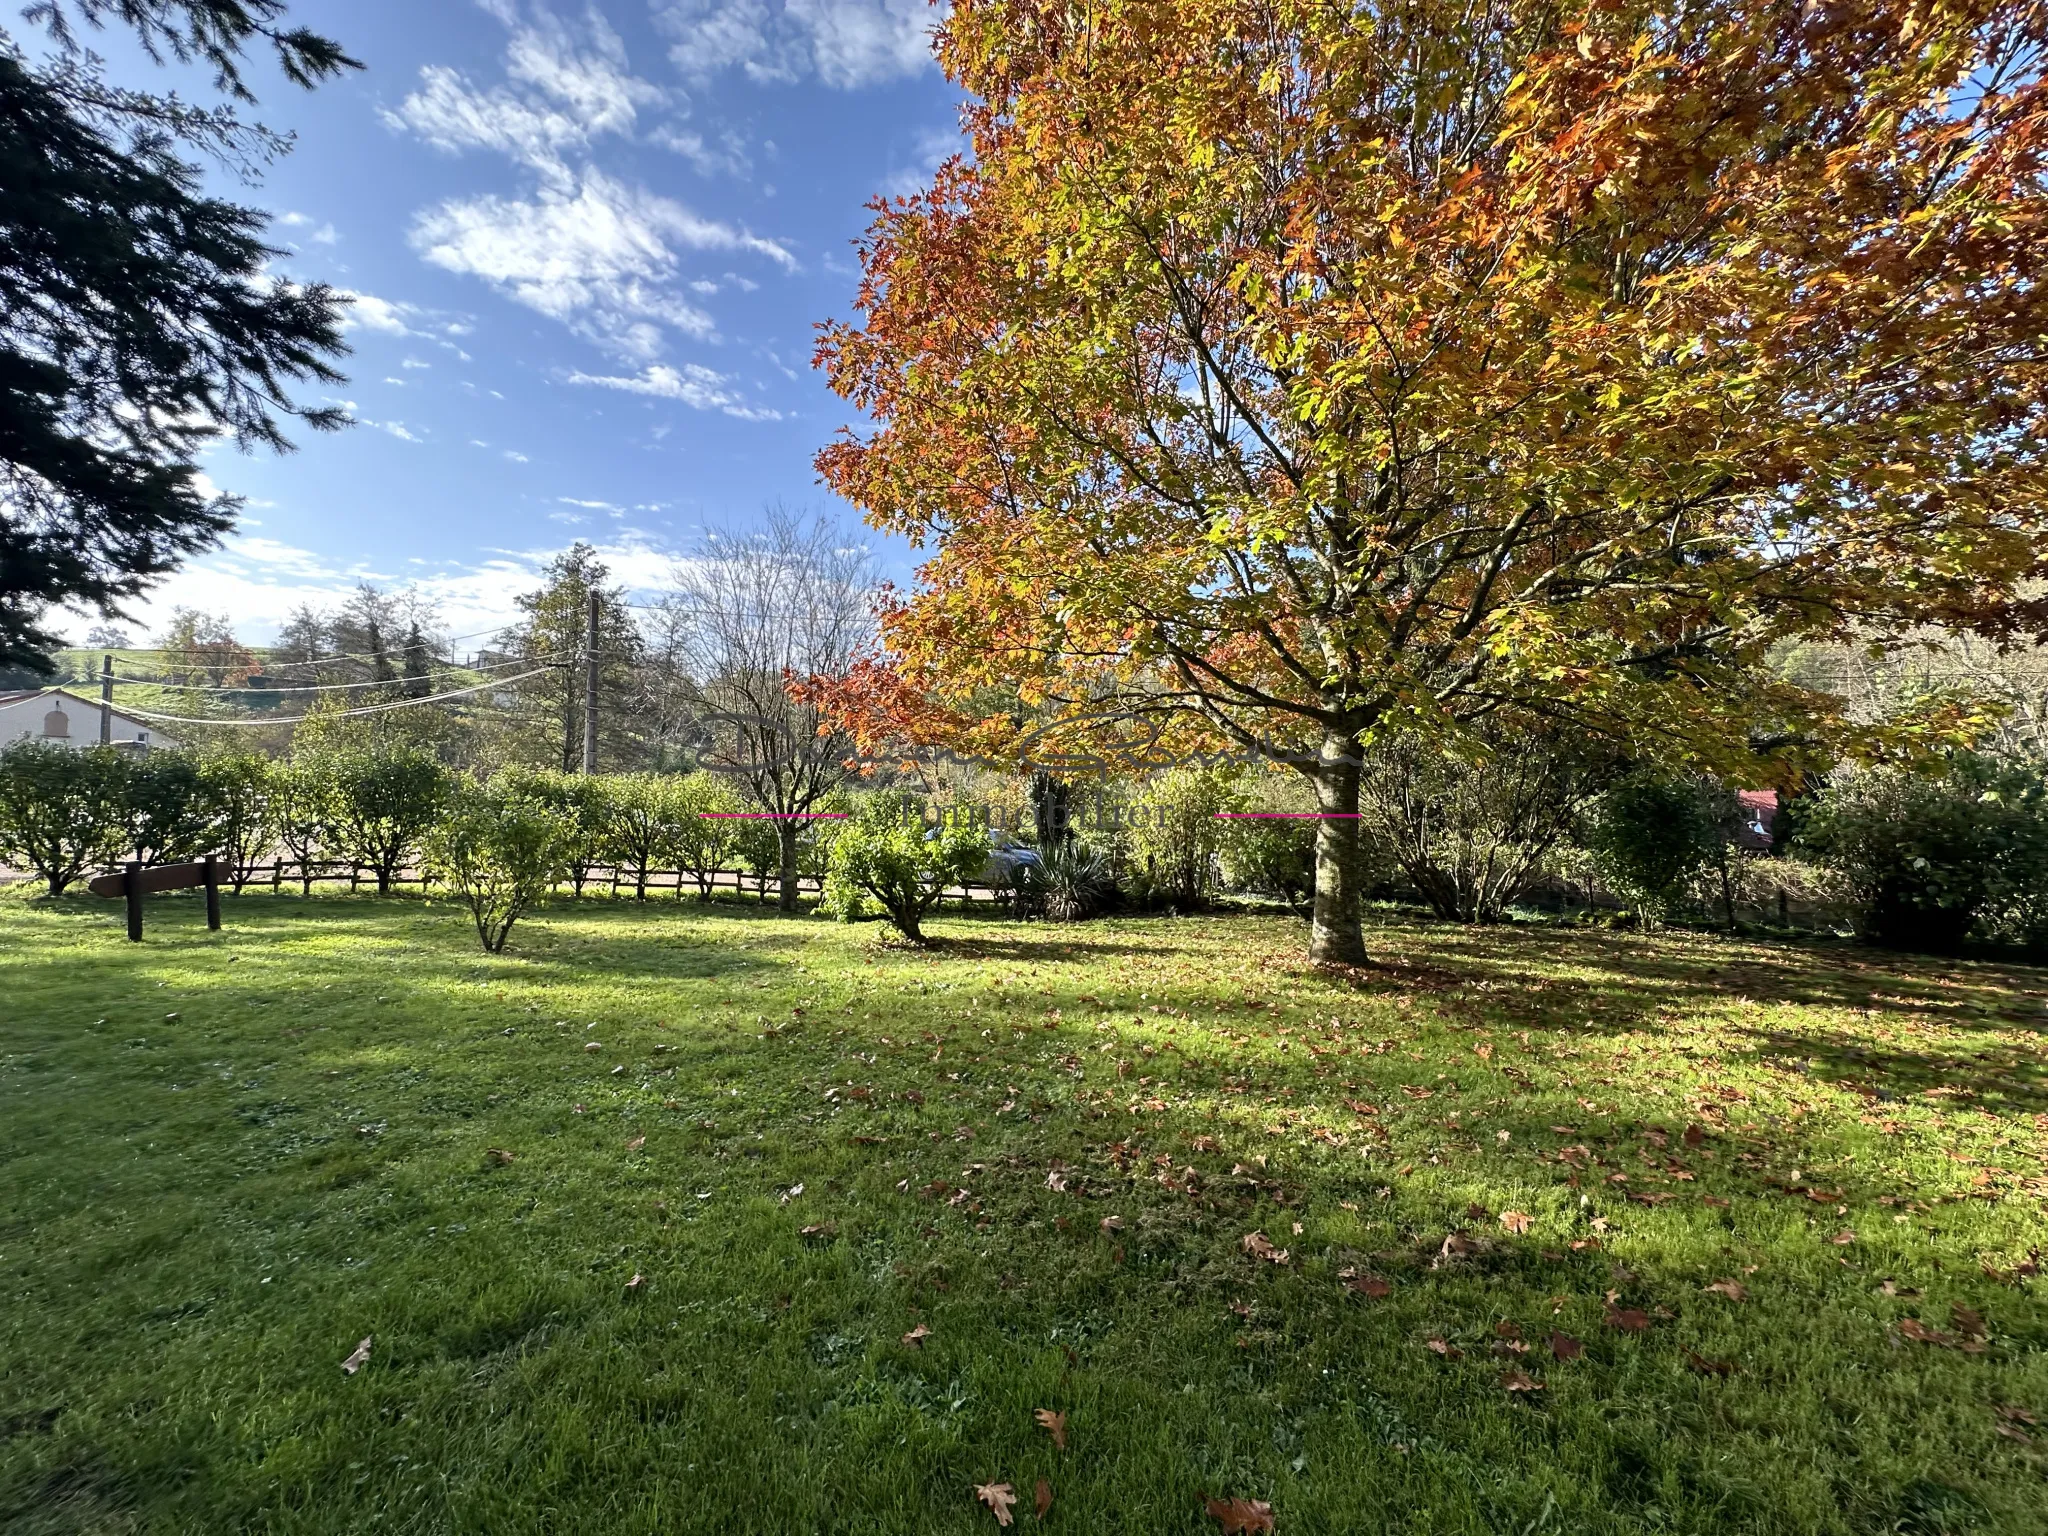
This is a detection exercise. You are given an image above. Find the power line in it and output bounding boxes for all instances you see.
[114,667,557,727]
[108,652,570,693]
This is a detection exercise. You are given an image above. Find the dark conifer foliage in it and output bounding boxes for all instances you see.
[0,1,356,669]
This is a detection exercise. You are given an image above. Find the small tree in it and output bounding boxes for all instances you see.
[268,756,326,895]
[0,741,129,894]
[1587,772,1725,925]
[495,767,608,896]
[199,752,273,891]
[124,750,222,866]
[600,773,673,900]
[431,779,573,952]
[313,742,448,895]
[822,793,988,943]
[668,771,743,900]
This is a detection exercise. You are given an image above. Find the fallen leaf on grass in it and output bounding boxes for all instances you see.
[1550,1332,1583,1360]
[1829,1229,1855,1245]
[902,1324,931,1348]
[1704,1279,1748,1301]
[1683,1124,1705,1147]
[1036,1478,1053,1518]
[975,1482,1017,1527]
[624,1136,645,1152]
[1686,1351,1735,1377]
[1953,1304,1988,1342]
[1427,1338,1462,1359]
[1206,1495,1276,1533]
[1100,1215,1125,1234]
[625,1272,646,1293]
[800,1223,838,1241]
[1898,1317,1956,1347]
[1500,1211,1532,1234]
[1605,1306,1650,1333]
[1499,1368,1543,1392]
[1339,1268,1391,1299]
[341,1336,372,1375]
[1241,1232,1289,1264]
[485,1148,515,1165]
[1035,1408,1068,1449]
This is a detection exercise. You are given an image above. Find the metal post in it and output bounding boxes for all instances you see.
[581,589,599,775]
[124,861,143,942]
[203,856,222,931]
[100,654,113,745]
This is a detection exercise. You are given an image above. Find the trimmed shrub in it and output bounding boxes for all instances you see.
[821,792,988,942]
[0,741,130,895]
[307,742,449,895]
[1585,770,1725,925]
[431,779,573,952]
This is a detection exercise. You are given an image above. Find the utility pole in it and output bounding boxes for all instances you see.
[99,654,113,744]
[581,589,599,774]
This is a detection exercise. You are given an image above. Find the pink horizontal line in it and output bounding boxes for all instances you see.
[699,812,851,820]
[1212,812,1362,819]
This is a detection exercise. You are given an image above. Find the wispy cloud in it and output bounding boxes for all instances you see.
[566,362,783,420]
[655,0,941,90]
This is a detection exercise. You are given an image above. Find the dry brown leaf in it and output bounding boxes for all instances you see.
[1500,1211,1533,1235]
[902,1323,931,1348]
[624,1135,645,1151]
[1550,1331,1583,1361]
[1829,1229,1856,1245]
[1605,1305,1651,1333]
[800,1222,837,1241]
[1035,1408,1068,1450]
[1205,1495,1276,1534]
[1704,1279,1748,1301]
[1100,1215,1125,1234]
[1427,1337,1462,1359]
[625,1271,646,1293]
[486,1148,515,1165]
[1685,1350,1735,1377]
[1241,1231,1289,1264]
[1898,1317,1954,1347]
[1499,1368,1543,1392]
[1035,1478,1053,1520]
[340,1336,372,1375]
[1952,1304,1988,1341]
[1683,1124,1705,1147]
[1339,1268,1391,1299]
[975,1482,1017,1527]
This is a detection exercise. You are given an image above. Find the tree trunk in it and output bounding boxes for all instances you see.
[1307,737,1369,965]
[777,823,800,912]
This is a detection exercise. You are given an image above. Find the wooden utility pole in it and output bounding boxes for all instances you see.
[99,654,113,744]
[581,588,599,774]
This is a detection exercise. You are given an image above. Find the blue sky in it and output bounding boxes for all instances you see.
[48,0,961,648]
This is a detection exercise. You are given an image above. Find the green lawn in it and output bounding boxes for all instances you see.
[2,891,2045,1534]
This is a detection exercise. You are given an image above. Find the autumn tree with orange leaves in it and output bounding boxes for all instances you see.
[815,0,2048,965]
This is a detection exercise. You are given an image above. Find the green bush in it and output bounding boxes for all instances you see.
[305,742,449,895]
[1585,770,1726,924]
[0,741,130,894]
[267,757,327,895]
[430,779,574,952]
[1798,756,2048,954]
[1129,764,1249,909]
[599,773,674,900]
[199,753,273,891]
[821,792,988,943]
[1218,771,1319,915]
[124,750,222,867]
[668,771,745,899]
[494,767,609,895]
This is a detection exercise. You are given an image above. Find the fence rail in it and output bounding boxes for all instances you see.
[220,857,1021,908]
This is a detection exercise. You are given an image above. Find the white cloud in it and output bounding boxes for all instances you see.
[386,7,663,174]
[409,167,790,358]
[655,0,940,89]
[649,121,752,177]
[60,532,684,647]
[566,362,781,419]
[504,449,531,463]
[559,496,624,511]
[402,357,432,370]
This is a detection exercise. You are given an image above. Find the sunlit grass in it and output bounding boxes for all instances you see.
[2,889,2044,1533]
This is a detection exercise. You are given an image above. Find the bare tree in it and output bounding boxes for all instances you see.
[653,510,873,910]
